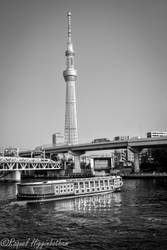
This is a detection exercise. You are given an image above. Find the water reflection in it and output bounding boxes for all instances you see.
[36,192,123,213]
[73,192,122,212]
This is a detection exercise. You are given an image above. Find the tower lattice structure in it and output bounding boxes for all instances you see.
[63,11,78,145]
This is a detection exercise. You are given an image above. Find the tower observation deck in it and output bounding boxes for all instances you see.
[63,11,78,145]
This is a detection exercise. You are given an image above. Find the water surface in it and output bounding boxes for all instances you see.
[0,179,167,250]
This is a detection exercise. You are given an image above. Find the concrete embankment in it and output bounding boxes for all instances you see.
[121,173,167,179]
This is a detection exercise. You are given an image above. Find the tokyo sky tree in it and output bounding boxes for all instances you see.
[63,12,78,145]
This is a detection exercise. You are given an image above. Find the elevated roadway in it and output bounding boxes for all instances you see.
[19,137,167,174]
[20,137,167,156]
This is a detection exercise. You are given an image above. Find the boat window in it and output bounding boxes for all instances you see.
[74,183,78,188]
[100,180,104,186]
[105,180,108,185]
[80,182,84,188]
[109,179,114,185]
[95,181,99,187]
[90,181,94,187]
[85,182,89,188]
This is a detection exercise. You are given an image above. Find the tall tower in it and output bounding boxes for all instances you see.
[63,11,78,145]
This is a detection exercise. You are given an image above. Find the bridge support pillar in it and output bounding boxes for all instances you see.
[73,155,81,174]
[134,152,140,173]
[70,151,85,174]
[129,147,141,173]
[3,171,21,182]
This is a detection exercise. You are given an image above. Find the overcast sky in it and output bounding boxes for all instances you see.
[0,0,167,149]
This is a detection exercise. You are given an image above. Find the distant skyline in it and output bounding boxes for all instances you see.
[0,0,167,149]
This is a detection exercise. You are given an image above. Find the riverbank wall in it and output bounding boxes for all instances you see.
[122,173,167,179]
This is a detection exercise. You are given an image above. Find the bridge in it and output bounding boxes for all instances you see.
[0,157,62,181]
[19,137,167,173]
[20,137,167,156]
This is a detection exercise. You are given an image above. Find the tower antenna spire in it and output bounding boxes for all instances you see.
[67,11,72,42]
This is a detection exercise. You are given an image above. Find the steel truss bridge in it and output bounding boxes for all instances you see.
[0,157,62,171]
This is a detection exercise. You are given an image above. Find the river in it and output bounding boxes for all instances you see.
[0,178,167,250]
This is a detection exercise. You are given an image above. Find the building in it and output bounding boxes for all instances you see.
[145,131,167,165]
[114,149,127,166]
[63,12,78,145]
[3,147,19,157]
[114,136,134,167]
[52,132,64,145]
[127,149,134,163]
[114,136,129,141]
[147,131,167,138]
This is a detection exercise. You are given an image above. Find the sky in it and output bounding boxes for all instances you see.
[0,0,167,149]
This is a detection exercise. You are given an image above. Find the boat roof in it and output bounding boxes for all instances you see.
[18,175,121,186]
[18,180,69,186]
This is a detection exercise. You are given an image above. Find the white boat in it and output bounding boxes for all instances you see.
[16,175,123,203]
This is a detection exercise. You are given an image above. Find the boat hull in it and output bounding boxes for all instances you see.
[17,189,116,204]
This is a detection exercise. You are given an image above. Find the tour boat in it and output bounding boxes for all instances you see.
[16,175,123,203]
